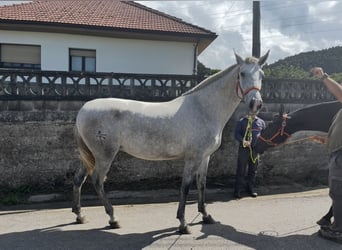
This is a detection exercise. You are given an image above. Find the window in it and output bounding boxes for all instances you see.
[0,44,41,69]
[69,49,96,72]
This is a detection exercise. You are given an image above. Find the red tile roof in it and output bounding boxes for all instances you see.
[0,0,216,37]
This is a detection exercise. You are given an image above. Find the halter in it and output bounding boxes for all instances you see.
[235,80,261,100]
[258,114,291,146]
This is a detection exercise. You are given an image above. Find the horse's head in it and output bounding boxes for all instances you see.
[254,104,291,154]
[235,50,269,113]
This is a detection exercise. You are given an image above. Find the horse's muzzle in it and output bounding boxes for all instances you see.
[249,98,263,112]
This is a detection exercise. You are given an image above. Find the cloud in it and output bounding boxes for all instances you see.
[140,1,342,69]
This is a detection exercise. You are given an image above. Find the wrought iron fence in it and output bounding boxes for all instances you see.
[0,69,198,101]
[0,69,336,103]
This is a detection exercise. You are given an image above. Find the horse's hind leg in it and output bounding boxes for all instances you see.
[72,166,88,224]
[196,156,215,224]
[92,158,119,229]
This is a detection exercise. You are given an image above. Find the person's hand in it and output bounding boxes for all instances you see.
[310,67,324,79]
[243,140,251,147]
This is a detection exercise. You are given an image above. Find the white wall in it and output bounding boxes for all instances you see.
[0,30,196,74]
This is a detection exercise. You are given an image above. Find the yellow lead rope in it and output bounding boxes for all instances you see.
[242,116,259,164]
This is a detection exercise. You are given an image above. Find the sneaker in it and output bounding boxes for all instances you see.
[319,227,342,243]
[249,191,258,198]
[246,188,258,198]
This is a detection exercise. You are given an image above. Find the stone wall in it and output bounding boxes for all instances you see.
[0,100,330,191]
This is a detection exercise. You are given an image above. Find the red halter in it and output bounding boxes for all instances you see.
[258,114,291,146]
[235,80,261,100]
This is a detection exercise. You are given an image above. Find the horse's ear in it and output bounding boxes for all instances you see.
[258,49,270,66]
[286,111,292,119]
[234,50,244,65]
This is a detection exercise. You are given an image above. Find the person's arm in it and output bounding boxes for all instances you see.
[251,119,265,147]
[311,67,342,103]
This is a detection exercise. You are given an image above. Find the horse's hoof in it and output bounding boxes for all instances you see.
[76,216,87,224]
[109,220,120,229]
[202,214,216,224]
[178,225,191,234]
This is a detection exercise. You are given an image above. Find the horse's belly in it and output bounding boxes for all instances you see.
[121,141,184,161]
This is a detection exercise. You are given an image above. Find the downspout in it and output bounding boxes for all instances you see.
[193,40,199,75]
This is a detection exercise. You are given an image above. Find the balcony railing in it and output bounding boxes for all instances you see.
[0,69,198,101]
[0,69,336,103]
[262,78,335,103]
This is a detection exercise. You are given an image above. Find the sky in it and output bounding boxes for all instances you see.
[139,0,342,69]
[1,0,341,69]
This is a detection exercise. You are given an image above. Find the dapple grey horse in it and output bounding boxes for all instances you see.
[73,51,269,234]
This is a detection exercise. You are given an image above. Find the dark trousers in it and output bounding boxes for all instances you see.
[328,150,342,232]
[234,145,258,193]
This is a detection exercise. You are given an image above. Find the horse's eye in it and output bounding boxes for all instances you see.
[240,72,245,77]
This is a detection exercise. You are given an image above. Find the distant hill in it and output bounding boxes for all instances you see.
[266,46,342,74]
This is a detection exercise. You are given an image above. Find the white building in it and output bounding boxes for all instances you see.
[0,0,217,75]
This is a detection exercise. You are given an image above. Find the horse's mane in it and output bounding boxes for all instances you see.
[244,56,259,64]
[182,64,239,96]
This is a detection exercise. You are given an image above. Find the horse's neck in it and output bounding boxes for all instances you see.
[190,73,240,125]
[288,101,342,134]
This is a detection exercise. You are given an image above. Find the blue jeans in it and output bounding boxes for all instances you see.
[234,145,258,193]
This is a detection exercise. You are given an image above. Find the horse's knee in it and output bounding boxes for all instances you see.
[73,168,88,187]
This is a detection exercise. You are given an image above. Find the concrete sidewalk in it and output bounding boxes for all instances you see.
[0,188,341,249]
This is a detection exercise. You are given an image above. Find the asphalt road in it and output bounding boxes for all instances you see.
[0,188,341,250]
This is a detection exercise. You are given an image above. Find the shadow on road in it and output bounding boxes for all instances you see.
[0,222,179,250]
[197,221,341,249]
[1,220,341,250]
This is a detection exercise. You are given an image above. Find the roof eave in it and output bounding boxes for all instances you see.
[0,20,217,54]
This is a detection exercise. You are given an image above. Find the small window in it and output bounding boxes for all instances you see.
[0,44,41,69]
[69,49,96,72]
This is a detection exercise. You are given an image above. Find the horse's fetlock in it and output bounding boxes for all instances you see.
[76,216,87,224]
[178,225,191,234]
[202,214,216,224]
[109,220,120,229]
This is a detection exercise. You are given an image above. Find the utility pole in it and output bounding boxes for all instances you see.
[252,1,260,58]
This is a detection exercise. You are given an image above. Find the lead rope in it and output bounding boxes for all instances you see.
[285,135,327,145]
[242,116,259,164]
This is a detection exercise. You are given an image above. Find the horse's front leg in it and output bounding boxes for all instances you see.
[177,160,196,234]
[72,166,88,224]
[197,156,215,224]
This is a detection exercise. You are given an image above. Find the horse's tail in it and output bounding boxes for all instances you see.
[75,126,95,176]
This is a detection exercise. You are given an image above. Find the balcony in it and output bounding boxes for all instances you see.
[0,69,199,101]
[0,69,335,103]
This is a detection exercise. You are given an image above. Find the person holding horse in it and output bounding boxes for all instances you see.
[234,106,265,199]
[311,67,342,242]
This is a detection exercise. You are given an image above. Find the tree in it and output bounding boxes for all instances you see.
[197,61,220,82]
